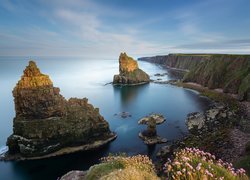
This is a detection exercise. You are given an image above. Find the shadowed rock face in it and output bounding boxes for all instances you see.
[6,61,116,159]
[113,53,150,85]
[139,54,250,101]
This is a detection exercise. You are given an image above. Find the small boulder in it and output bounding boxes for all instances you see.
[156,145,173,157]
[186,112,205,131]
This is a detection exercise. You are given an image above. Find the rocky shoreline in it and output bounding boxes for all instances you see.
[58,62,250,179]
[135,58,250,176]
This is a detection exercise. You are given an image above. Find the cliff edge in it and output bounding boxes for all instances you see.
[139,54,250,101]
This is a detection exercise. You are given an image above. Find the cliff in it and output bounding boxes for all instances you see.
[139,54,250,101]
[6,61,116,159]
[113,53,150,85]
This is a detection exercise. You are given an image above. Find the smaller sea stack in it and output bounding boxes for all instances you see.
[113,52,150,85]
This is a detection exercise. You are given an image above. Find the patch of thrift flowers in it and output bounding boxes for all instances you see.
[164,147,248,180]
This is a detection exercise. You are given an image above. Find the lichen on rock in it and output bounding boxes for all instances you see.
[5,61,116,160]
[113,53,150,85]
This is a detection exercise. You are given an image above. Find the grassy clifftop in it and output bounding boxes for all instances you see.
[183,54,250,101]
[61,150,249,180]
[139,54,250,101]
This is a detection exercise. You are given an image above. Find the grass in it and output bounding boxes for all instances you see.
[234,155,250,177]
[172,53,250,58]
[85,154,158,180]
[85,161,125,180]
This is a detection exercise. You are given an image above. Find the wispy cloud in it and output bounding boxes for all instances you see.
[0,0,249,57]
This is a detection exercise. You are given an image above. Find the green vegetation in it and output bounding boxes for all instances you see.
[85,161,125,180]
[165,147,248,180]
[173,53,250,58]
[238,74,250,101]
[68,150,249,179]
[182,55,250,101]
[85,154,158,180]
[235,155,250,177]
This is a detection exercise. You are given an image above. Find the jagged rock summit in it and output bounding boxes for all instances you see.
[113,53,150,85]
[5,61,116,160]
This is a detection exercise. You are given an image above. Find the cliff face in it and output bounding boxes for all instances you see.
[113,53,150,85]
[7,61,116,159]
[139,54,250,101]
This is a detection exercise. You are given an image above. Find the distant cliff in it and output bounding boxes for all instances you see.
[6,61,116,160]
[139,54,250,101]
[113,53,150,85]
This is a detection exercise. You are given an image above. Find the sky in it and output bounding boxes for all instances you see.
[0,0,250,59]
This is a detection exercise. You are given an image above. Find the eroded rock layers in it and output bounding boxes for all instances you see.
[113,53,150,85]
[7,61,116,159]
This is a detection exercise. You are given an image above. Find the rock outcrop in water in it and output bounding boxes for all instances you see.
[5,61,116,160]
[139,54,250,101]
[138,114,167,145]
[113,53,150,85]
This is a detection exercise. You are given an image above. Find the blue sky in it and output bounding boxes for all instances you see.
[0,0,250,58]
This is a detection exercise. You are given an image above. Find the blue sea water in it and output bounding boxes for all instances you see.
[0,57,211,180]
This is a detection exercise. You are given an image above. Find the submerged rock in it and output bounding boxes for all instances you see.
[5,61,116,160]
[114,111,132,118]
[113,53,150,85]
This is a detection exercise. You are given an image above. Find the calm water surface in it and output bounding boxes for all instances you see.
[0,57,211,180]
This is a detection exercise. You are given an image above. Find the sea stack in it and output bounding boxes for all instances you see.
[138,114,167,145]
[6,61,116,160]
[113,53,150,85]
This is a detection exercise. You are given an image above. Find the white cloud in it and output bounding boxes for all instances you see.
[0,0,249,57]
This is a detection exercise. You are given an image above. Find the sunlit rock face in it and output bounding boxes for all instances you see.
[119,52,139,73]
[113,53,150,85]
[6,61,116,159]
[13,61,66,119]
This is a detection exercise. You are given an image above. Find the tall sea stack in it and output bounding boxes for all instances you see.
[113,53,150,85]
[6,61,116,160]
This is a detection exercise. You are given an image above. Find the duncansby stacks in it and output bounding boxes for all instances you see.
[113,53,150,85]
[5,61,116,160]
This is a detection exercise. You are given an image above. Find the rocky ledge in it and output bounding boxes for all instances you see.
[186,103,235,134]
[3,61,116,160]
[113,53,150,85]
[138,114,167,145]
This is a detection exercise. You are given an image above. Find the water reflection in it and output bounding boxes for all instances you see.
[113,84,149,108]
[147,145,156,157]
[11,143,112,180]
